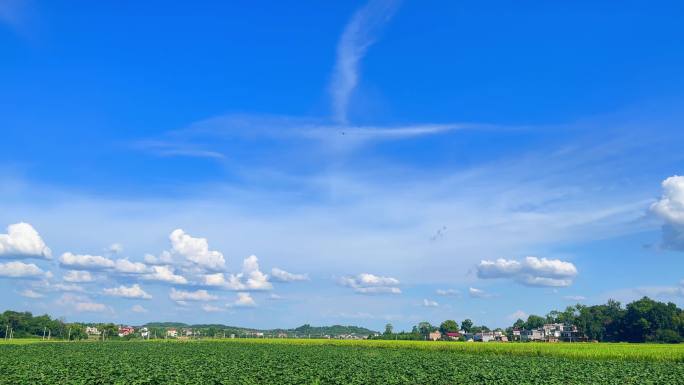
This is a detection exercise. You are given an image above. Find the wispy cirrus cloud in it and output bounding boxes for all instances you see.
[330,0,400,124]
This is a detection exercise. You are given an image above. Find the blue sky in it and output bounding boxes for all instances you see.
[1,0,684,331]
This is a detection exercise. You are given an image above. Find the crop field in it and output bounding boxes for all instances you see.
[1,339,683,384]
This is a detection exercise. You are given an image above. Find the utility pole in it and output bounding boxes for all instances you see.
[4,325,8,341]
[43,327,46,340]
[68,328,71,341]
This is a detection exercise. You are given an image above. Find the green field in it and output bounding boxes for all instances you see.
[1,339,683,384]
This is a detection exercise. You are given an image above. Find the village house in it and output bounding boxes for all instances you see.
[166,328,178,338]
[521,329,544,341]
[444,332,461,340]
[85,326,100,336]
[118,326,135,337]
[140,327,149,338]
[428,331,442,341]
[519,323,584,342]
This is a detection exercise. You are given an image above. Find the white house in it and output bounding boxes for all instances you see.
[166,329,178,338]
[85,326,100,335]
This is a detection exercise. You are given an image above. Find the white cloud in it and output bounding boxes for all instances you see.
[507,310,529,321]
[476,256,578,287]
[143,251,174,266]
[113,258,149,274]
[469,287,494,299]
[202,255,272,290]
[107,243,123,254]
[477,259,522,278]
[169,288,217,302]
[59,252,114,270]
[142,265,188,285]
[650,175,684,250]
[0,261,45,278]
[330,0,400,124]
[131,304,148,313]
[63,270,94,283]
[201,304,224,312]
[75,302,109,313]
[103,284,152,299]
[57,293,111,313]
[339,273,401,294]
[0,222,52,259]
[51,283,84,292]
[423,299,439,307]
[242,255,272,290]
[563,295,587,301]
[229,292,256,307]
[436,288,460,297]
[169,229,225,271]
[271,267,309,282]
[19,289,43,298]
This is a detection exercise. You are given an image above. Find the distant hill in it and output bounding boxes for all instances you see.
[142,322,377,337]
[292,324,377,336]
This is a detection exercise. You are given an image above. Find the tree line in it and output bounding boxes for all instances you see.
[3,296,683,343]
[0,311,88,340]
[375,296,684,343]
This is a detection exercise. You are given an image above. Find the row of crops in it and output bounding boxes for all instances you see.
[1,339,683,384]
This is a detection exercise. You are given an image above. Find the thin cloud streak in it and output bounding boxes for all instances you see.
[330,0,401,124]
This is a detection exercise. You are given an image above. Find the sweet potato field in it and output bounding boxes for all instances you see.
[1,339,683,384]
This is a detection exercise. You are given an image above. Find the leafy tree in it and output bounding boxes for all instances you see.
[439,320,459,334]
[384,323,393,335]
[417,322,434,338]
[460,319,473,333]
[512,319,525,330]
[525,315,545,330]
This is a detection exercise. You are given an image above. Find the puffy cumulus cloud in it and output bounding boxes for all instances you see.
[59,252,114,270]
[63,270,94,283]
[0,222,52,259]
[423,299,439,307]
[339,273,401,294]
[19,289,44,298]
[476,256,578,287]
[242,255,272,290]
[436,288,460,297]
[143,251,174,266]
[469,287,494,299]
[169,229,225,271]
[142,265,188,285]
[0,261,46,278]
[113,259,149,274]
[103,284,152,299]
[271,268,309,282]
[169,288,217,302]
[131,304,148,313]
[201,255,272,291]
[229,292,256,307]
[650,175,684,250]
